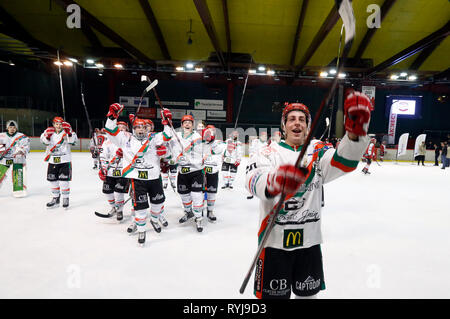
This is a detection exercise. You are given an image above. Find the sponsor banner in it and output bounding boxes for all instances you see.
[194,99,224,110]
[154,101,190,107]
[397,133,409,157]
[136,107,156,118]
[156,108,186,120]
[119,96,149,108]
[362,86,376,106]
[187,109,206,121]
[414,134,426,158]
[387,108,397,144]
[207,110,226,120]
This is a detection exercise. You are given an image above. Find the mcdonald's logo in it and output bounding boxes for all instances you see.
[283,229,303,248]
[138,171,148,179]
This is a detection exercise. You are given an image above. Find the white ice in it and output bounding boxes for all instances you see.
[0,153,449,299]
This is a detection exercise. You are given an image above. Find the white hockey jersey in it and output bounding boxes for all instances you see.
[203,140,226,174]
[40,130,78,164]
[249,138,267,158]
[0,132,30,165]
[245,134,369,251]
[168,130,204,174]
[105,118,171,181]
[223,138,242,164]
[99,136,129,177]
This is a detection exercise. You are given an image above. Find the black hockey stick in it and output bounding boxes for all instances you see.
[239,0,356,294]
[94,196,132,218]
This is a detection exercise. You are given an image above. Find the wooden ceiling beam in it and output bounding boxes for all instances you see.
[296,3,339,71]
[138,0,171,60]
[193,0,227,69]
[221,0,231,54]
[409,37,445,70]
[290,0,308,66]
[353,0,396,61]
[366,21,450,77]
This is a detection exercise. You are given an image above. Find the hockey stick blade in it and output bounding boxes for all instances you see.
[145,79,158,93]
[94,211,115,218]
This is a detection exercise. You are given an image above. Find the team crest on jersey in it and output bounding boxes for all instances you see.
[138,171,148,179]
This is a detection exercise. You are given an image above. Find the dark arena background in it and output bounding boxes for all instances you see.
[0,0,449,307]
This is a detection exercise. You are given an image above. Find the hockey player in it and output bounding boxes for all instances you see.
[379,140,386,161]
[41,117,78,208]
[271,130,282,143]
[221,130,242,189]
[362,138,376,174]
[245,91,372,299]
[201,125,225,222]
[105,103,172,245]
[0,120,30,197]
[89,128,102,169]
[98,121,130,221]
[247,131,268,199]
[168,114,205,232]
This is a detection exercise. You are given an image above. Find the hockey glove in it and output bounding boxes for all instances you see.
[156,145,167,157]
[129,114,136,124]
[160,159,169,173]
[107,103,124,120]
[44,127,55,140]
[266,165,308,197]
[344,91,372,136]
[160,108,172,125]
[62,122,72,136]
[201,128,215,143]
[98,168,107,181]
[116,148,123,158]
[235,160,241,167]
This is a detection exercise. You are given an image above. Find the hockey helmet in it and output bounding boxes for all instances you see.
[181,114,194,124]
[53,116,64,124]
[117,121,129,131]
[6,120,18,130]
[281,102,311,136]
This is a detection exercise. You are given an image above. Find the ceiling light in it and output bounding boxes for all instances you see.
[186,63,194,69]
[8,60,14,66]
[95,63,104,68]
[249,69,256,74]
[176,66,185,71]
[390,74,399,80]
[63,61,73,66]
[258,66,266,72]
[408,75,417,81]
[195,67,203,72]
[400,72,407,77]
[238,76,244,80]
[204,75,209,78]
[329,69,337,74]
[114,63,123,69]
[338,73,346,78]
[86,59,95,64]
[267,70,275,76]
[68,58,78,63]
[54,61,63,66]
[320,71,328,77]
[274,77,280,81]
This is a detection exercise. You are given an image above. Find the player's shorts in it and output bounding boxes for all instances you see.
[254,245,325,299]
[169,164,177,174]
[102,176,130,194]
[205,172,219,193]
[131,178,165,210]
[177,169,204,194]
[47,162,72,181]
[221,162,238,173]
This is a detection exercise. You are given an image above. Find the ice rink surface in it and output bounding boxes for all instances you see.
[0,152,449,299]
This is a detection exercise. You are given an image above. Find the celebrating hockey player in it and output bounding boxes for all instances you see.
[271,130,282,143]
[168,114,205,232]
[0,120,30,197]
[247,131,268,199]
[89,128,102,169]
[245,91,372,299]
[98,121,130,221]
[40,117,78,208]
[221,130,242,189]
[201,125,225,222]
[104,103,172,246]
[362,138,376,174]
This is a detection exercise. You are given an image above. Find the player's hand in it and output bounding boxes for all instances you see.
[98,168,107,181]
[44,127,55,140]
[116,148,123,158]
[161,108,172,125]
[107,103,124,119]
[234,160,240,167]
[156,145,167,157]
[344,91,372,137]
[62,121,72,136]
[160,159,169,173]
[266,165,308,197]
[202,128,215,143]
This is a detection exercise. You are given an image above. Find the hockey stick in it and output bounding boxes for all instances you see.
[131,76,158,127]
[94,196,132,218]
[319,117,330,140]
[239,0,355,294]
[234,51,255,130]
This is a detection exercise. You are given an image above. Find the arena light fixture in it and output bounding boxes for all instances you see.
[195,67,203,72]
[186,62,194,69]
[86,59,95,64]
[329,69,337,74]
[400,72,407,77]
[63,60,73,66]
[338,73,346,78]
[258,66,266,72]
[114,63,123,69]
[176,66,185,71]
[249,69,256,74]
[390,74,399,80]
[95,63,104,68]
[54,61,63,66]
[68,58,78,63]
[408,75,417,81]
[320,71,328,77]
[267,70,275,76]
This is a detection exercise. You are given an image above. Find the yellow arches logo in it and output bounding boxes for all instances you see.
[283,229,303,248]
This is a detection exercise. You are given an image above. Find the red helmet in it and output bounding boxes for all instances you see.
[206,125,215,130]
[144,119,154,126]
[53,116,64,124]
[281,102,311,134]
[133,118,146,127]
[117,121,129,130]
[181,115,194,124]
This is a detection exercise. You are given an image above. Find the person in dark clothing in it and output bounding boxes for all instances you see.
[441,142,447,169]
[434,143,441,166]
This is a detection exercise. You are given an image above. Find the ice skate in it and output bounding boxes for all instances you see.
[159,214,168,227]
[247,195,253,199]
[221,183,229,189]
[228,184,234,189]
[207,210,216,222]
[163,182,168,189]
[62,197,69,209]
[116,208,123,221]
[46,196,60,208]
[195,217,204,232]
[138,231,146,246]
[150,218,161,233]
[179,209,194,223]
[127,222,137,234]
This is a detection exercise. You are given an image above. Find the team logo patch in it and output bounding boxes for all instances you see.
[283,229,303,249]
[181,167,190,173]
[138,171,148,179]
[53,157,61,163]
[113,169,121,177]
[6,159,13,166]
[205,166,213,174]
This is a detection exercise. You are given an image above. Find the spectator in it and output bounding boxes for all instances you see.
[441,141,448,169]
[434,143,441,166]
[417,141,426,166]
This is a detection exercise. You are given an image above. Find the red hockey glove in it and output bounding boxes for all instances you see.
[160,108,172,125]
[107,103,124,119]
[156,145,167,157]
[98,168,107,181]
[201,128,215,143]
[266,165,308,197]
[160,159,169,173]
[129,114,136,124]
[116,148,123,158]
[44,127,55,140]
[62,121,72,136]
[234,160,240,167]
[344,91,372,136]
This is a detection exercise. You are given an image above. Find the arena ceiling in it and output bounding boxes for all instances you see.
[0,0,449,82]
